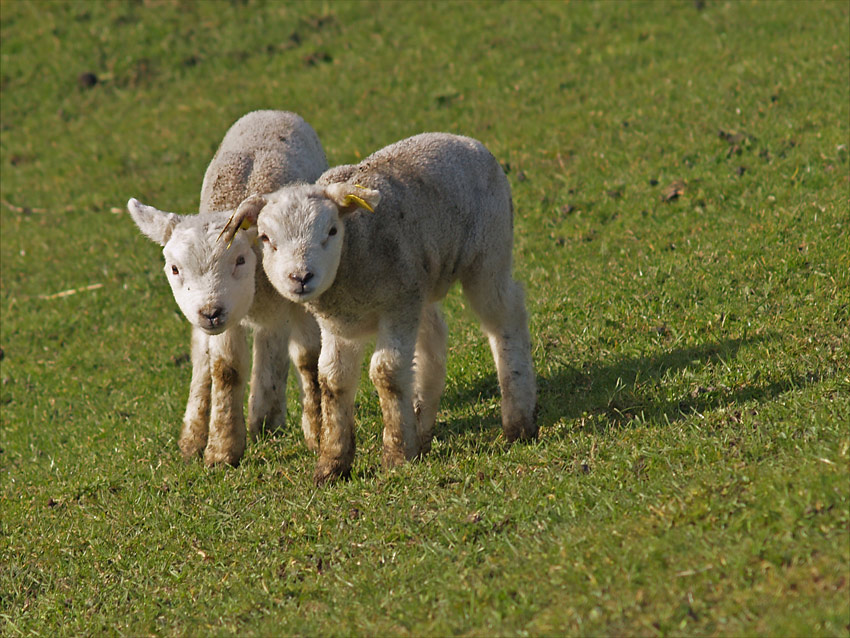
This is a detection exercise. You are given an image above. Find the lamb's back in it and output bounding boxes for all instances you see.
[320,133,514,311]
[200,110,327,214]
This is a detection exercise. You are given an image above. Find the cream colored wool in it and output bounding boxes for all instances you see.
[127,111,327,465]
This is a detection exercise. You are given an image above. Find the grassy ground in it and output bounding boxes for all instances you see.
[1,1,848,635]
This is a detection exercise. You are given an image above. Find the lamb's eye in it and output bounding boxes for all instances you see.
[171,265,179,275]
[328,226,338,237]
[260,234,271,244]
[236,255,245,266]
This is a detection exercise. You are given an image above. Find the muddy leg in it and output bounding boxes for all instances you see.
[290,311,322,453]
[179,326,211,460]
[314,330,363,484]
[204,324,250,466]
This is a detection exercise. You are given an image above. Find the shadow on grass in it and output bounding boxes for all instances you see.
[435,334,802,443]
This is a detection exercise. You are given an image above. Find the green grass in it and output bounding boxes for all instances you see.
[1,0,848,635]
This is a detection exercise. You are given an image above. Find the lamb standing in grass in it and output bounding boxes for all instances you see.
[127,110,327,465]
[224,133,537,483]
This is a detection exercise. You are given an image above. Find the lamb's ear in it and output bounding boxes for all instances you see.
[127,198,181,246]
[323,183,381,215]
[219,194,267,246]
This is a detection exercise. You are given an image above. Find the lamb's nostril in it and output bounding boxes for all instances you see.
[288,271,315,295]
[289,272,314,285]
[201,307,225,325]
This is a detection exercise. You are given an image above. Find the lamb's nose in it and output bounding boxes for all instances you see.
[201,307,224,326]
[289,272,314,293]
[289,272,314,285]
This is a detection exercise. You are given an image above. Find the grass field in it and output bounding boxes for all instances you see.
[1,1,848,635]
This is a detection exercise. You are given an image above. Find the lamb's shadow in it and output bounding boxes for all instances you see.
[434,334,801,447]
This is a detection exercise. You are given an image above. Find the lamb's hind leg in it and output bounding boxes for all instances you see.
[204,324,250,466]
[462,273,538,442]
[179,326,211,460]
[248,319,291,440]
[413,303,448,454]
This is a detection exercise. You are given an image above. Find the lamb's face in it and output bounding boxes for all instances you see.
[162,220,257,334]
[257,189,343,304]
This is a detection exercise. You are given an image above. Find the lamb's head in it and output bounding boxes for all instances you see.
[127,198,258,334]
[237,183,381,304]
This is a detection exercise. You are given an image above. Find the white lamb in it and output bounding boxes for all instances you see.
[223,133,537,483]
[127,110,327,466]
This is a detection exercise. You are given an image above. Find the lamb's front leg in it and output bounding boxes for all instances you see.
[204,324,250,466]
[289,311,322,453]
[314,331,363,484]
[370,318,421,468]
[248,319,291,440]
[179,326,212,460]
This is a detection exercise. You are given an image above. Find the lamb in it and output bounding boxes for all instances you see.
[223,133,537,483]
[127,110,327,466]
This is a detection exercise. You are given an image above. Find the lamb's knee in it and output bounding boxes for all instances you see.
[369,349,411,396]
[319,369,356,404]
[291,346,319,378]
[212,358,244,391]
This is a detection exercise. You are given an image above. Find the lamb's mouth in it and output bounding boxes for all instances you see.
[288,286,319,303]
[199,323,229,336]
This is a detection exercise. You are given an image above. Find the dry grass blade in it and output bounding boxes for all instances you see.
[39,283,104,300]
[216,211,240,246]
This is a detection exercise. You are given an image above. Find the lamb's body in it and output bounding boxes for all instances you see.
[311,135,510,334]
[249,133,537,482]
[128,110,327,465]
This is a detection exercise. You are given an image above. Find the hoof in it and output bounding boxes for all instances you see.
[503,416,539,443]
[203,446,243,467]
[505,429,538,443]
[313,458,351,485]
[504,402,539,442]
[382,447,410,469]
[417,434,434,457]
[178,435,207,461]
[249,414,286,442]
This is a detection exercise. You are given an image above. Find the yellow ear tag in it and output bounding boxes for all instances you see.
[342,194,374,212]
[240,218,253,231]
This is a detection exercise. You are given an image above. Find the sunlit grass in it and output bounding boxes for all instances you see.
[1,1,848,635]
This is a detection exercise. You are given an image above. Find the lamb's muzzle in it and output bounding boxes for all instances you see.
[199,306,226,332]
[289,271,314,295]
